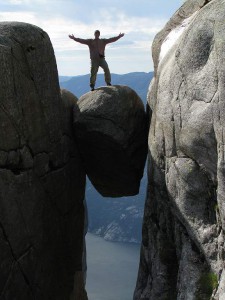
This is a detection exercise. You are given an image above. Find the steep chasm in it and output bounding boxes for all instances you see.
[134,0,225,299]
[0,22,87,300]
[73,85,148,197]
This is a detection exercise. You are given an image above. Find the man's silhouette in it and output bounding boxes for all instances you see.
[69,30,125,91]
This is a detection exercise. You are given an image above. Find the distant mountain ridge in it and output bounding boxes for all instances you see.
[59,72,153,102]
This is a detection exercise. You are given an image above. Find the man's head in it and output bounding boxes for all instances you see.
[94,30,100,39]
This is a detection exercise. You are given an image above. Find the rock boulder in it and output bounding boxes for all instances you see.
[73,85,148,197]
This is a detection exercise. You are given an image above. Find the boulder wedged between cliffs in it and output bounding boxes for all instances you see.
[73,85,148,197]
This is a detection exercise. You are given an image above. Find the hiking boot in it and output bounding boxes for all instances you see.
[90,84,95,91]
[107,82,112,86]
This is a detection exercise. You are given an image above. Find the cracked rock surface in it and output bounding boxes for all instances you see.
[0,22,86,299]
[73,85,148,197]
[134,0,225,299]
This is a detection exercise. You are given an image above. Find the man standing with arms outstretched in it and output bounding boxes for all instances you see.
[69,30,125,91]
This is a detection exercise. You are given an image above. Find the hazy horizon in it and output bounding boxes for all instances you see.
[59,70,153,77]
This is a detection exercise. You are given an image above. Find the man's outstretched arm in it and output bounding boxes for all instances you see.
[68,34,90,45]
[105,33,125,44]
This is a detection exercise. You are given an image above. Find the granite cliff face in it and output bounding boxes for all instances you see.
[0,22,87,300]
[0,22,148,299]
[134,0,225,299]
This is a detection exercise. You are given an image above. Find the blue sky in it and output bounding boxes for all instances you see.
[0,0,184,76]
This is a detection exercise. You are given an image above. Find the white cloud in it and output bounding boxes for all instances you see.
[8,0,24,4]
[41,13,165,53]
[0,11,36,23]
[7,0,48,4]
[0,2,168,75]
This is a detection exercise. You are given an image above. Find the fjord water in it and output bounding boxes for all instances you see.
[86,233,141,300]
